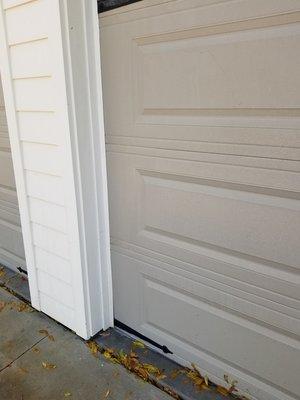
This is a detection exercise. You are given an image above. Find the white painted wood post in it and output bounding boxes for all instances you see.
[0,0,113,338]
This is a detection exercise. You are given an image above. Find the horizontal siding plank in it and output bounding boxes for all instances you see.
[22,142,62,175]
[10,38,51,79]
[5,0,50,45]
[18,111,59,145]
[29,197,67,232]
[37,269,74,309]
[31,223,69,259]
[25,171,65,205]
[39,292,75,330]
[14,77,54,111]
[35,247,71,283]
[3,0,37,9]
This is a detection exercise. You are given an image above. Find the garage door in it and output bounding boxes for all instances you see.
[0,78,26,271]
[100,1,300,399]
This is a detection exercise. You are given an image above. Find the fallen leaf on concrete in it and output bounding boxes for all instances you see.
[178,363,212,391]
[217,386,230,396]
[186,365,204,388]
[10,302,33,312]
[143,363,160,375]
[0,301,6,312]
[222,374,238,394]
[132,340,145,349]
[18,367,28,374]
[42,361,57,370]
[32,347,40,353]
[103,348,118,363]
[64,392,72,397]
[117,349,165,381]
[39,329,55,341]
[87,341,99,356]
[204,375,209,386]
[156,373,167,380]
[170,369,181,379]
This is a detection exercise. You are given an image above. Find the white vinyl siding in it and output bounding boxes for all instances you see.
[0,0,113,338]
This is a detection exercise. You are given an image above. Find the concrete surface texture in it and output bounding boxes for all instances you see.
[0,286,171,400]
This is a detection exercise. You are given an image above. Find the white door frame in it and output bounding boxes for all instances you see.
[0,0,113,339]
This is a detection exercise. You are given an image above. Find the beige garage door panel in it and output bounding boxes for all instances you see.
[100,1,300,399]
[0,79,26,271]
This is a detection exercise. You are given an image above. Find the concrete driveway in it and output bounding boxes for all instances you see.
[0,286,171,400]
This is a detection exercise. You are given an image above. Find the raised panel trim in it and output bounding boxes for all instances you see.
[133,15,300,128]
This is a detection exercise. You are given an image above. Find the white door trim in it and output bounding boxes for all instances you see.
[0,0,113,338]
[60,0,114,333]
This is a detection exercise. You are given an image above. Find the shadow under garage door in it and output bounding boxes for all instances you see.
[99,2,300,400]
[0,78,26,272]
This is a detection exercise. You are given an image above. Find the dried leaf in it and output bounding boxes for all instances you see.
[103,349,114,360]
[39,329,55,342]
[104,389,110,398]
[217,386,229,396]
[118,349,127,363]
[64,392,72,397]
[142,363,160,375]
[32,347,40,354]
[87,341,99,356]
[0,267,5,277]
[228,381,238,393]
[135,366,149,380]
[222,374,238,393]
[100,346,166,384]
[204,375,209,386]
[201,383,210,390]
[156,373,167,380]
[132,340,145,349]
[191,363,200,374]
[42,361,57,370]
[39,329,49,335]
[170,369,182,379]
[0,301,6,312]
[10,302,33,312]
[103,350,111,360]
[182,363,206,389]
